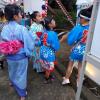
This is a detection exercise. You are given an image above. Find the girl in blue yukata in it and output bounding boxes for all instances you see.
[1,4,34,100]
[40,17,60,83]
[29,11,44,73]
[60,6,93,86]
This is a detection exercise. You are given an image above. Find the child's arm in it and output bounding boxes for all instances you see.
[60,34,68,43]
[51,32,60,51]
[67,25,82,46]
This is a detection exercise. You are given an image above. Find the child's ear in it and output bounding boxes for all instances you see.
[33,18,36,21]
[48,23,52,27]
[13,15,18,20]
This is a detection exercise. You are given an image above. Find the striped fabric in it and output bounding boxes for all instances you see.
[0,22,5,32]
[0,22,5,61]
[0,22,6,41]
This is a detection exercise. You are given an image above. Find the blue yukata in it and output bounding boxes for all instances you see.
[67,24,89,62]
[29,22,44,72]
[40,30,60,71]
[1,21,34,97]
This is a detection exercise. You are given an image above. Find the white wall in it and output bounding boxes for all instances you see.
[0,0,22,8]
[76,0,94,5]
[23,0,43,14]
[85,63,100,85]
[91,5,100,59]
[0,0,6,8]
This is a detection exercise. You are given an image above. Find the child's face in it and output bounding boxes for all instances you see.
[49,19,56,29]
[14,12,22,23]
[80,17,89,25]
[35,13,43,22]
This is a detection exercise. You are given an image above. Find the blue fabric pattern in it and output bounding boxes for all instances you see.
[67,24,89,46]
[70,43,85,61]
[40,45,55,62]
[40,30,60,62]
[7,58,28,96]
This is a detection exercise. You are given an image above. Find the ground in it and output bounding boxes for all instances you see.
[0,42,99,100]
[0,60,75,100]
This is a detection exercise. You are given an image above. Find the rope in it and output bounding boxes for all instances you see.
[41,0,48,17]
[55,0,75,26]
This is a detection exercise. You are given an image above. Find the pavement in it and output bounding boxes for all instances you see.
[0,61,75,100]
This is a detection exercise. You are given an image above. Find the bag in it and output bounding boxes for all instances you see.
[0,40,23,55]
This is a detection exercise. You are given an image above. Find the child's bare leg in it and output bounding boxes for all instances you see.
[44,70,51,84]
[65,61,74,79]
[45,70,50,79]
[20,97,25,100]
[62,61,74,85]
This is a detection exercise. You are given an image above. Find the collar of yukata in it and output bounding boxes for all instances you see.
[34,21,41,25]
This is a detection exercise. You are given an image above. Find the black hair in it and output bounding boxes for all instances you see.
[44,17,53,30]
[30,11,39,21]
[0,10,4,18]
[4,4,21,21]
[79,6,93,20]
[42,5,46,10]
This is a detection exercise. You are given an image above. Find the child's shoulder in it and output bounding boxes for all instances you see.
[16,23,27,31]
[71,24,84,33]
[74,24,83,29]
[47,30,57,34]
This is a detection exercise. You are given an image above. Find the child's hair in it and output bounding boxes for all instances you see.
[0,10,4,19]
[79,6,93,21]
[44,17,53,30]
[4,4,21,21]
[30,11,39,21]
[42,5,46,10]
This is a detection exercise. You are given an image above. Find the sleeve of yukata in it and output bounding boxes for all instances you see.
[29,25,41,46]
[1,25,9,40]
[20,26,35,57]
[49,31,60,51]
[67,24,83,46]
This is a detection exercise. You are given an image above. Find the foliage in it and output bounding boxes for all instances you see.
[49,0,77,11]
[48,9,76,29]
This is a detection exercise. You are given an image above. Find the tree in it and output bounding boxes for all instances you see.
[49,0,76,11]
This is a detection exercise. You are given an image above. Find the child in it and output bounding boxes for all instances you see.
[29,11,44,73]
[40,17,60,83]
[61,7,93,86]
[1,4,34,100]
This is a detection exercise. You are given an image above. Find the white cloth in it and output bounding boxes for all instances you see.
[76,0,94,5]
[76,0,94,18]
